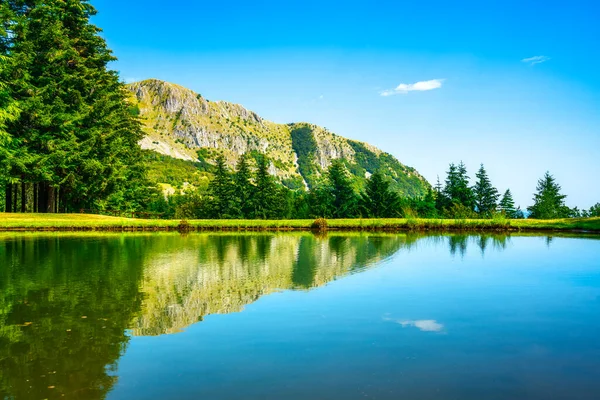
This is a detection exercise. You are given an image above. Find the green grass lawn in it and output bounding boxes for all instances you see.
[0,213,599,232]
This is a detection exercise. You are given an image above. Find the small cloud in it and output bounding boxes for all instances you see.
[124,77,140,84]
[380,79,444,96]
[384,316,444,332]
[318,95,324,100]
[521,55,550,66]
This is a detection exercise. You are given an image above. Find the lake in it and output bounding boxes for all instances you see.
[1,232,599,400]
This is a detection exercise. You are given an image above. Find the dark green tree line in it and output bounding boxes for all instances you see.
[1,0,153,213]
[149,156,592,221]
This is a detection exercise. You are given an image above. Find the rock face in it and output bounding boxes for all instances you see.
[128,79,430,196]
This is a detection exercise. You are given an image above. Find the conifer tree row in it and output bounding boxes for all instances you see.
[150,152,594,220]
[1,0,152,213]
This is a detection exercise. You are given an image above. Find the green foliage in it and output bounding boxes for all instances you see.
[360,170,401,218]
[378,153,429,197]
[145,152,209,189]
[208,155,235,218]
[307,185,334,218]
[528,172,571,219]
[473,164,499,217]
[499,189,521,219]
[233,153,254,218]
[290,124,318,187]
[348,141,380,173]
[325,160,359,218]
[1,0,150,213]
[414,189,438,218]
[589,203,600,217]
[252,154,290,219]
[348,140,429,197]
[443,162,475,212]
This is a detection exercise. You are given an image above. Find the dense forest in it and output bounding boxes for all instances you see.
[0,0,154,214]
[145,155,600,220]
[1,1,598,220]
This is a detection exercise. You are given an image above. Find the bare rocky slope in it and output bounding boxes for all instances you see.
[127,79,430,196]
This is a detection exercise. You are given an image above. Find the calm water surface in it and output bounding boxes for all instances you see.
[1,232,599,400]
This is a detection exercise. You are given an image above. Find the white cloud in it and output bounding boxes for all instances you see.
[124,77,140,84]
[380,79,444,96]
[384,316,444,332]
[521,55,550,66]
[399,319,444,332]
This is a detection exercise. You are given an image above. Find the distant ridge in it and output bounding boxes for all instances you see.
[127,79,430,196]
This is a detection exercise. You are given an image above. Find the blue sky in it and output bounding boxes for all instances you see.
[93,0,600,209]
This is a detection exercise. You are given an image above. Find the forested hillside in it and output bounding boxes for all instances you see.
[128,79,430,197]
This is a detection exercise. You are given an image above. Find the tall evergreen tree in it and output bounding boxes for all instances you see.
[528,172,570,219]
[209,155,234,218]
[2,0,150,213]
[326,160,359,218]
[233,153,253,218]
[416,189,438,218]
[0,1,25,213]
[473,164,499,216]
[434,175,447,214]
[443,161,474,212]
[361,169,400,218]
[252,154,279,219]
[499,189,518,218]
[308,183,334,218]
[455,161,475,209]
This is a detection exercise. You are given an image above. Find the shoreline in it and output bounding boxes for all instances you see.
[0,214,599,234]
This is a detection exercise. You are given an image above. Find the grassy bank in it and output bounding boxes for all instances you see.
[0,213,599,233]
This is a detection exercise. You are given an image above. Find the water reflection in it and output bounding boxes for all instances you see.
[130,233,415,336]
[0,235,145,400]
[0,232,594,399]
[0,232,413,399]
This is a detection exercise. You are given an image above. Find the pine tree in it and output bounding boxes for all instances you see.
[0,2,25,213]
[528,172,570,219]
[434,175,447,215]
[361,169,400,217]
[443,162,474,214]
[589,203,600,217]
[473,164,499,217]
[499,189,517,218]
[308,184,333,218]
[455,161,475,210]
[233,153,253,218]
[417,189,438,218]
[327,160,359,218]
[2,0,149,213]
[252,154,279,219]
[443,163,459,203]
[209,155,234,218]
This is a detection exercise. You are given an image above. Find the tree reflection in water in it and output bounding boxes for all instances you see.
[0,231,517,399]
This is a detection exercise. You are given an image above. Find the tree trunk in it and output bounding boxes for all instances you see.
[47,185,56,213]
[38,182,48,213]
[54,186,59,213]
[12,184,18,213]
[59,188,66,213]
[5,184,12,213]
[33,184,38,213]
[21,182,26,213]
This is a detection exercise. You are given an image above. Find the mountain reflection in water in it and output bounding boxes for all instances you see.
[0,232,588,400]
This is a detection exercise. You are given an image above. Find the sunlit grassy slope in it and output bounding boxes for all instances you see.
[0,213,599,232]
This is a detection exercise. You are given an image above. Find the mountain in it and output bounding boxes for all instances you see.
[127,79,430,196]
